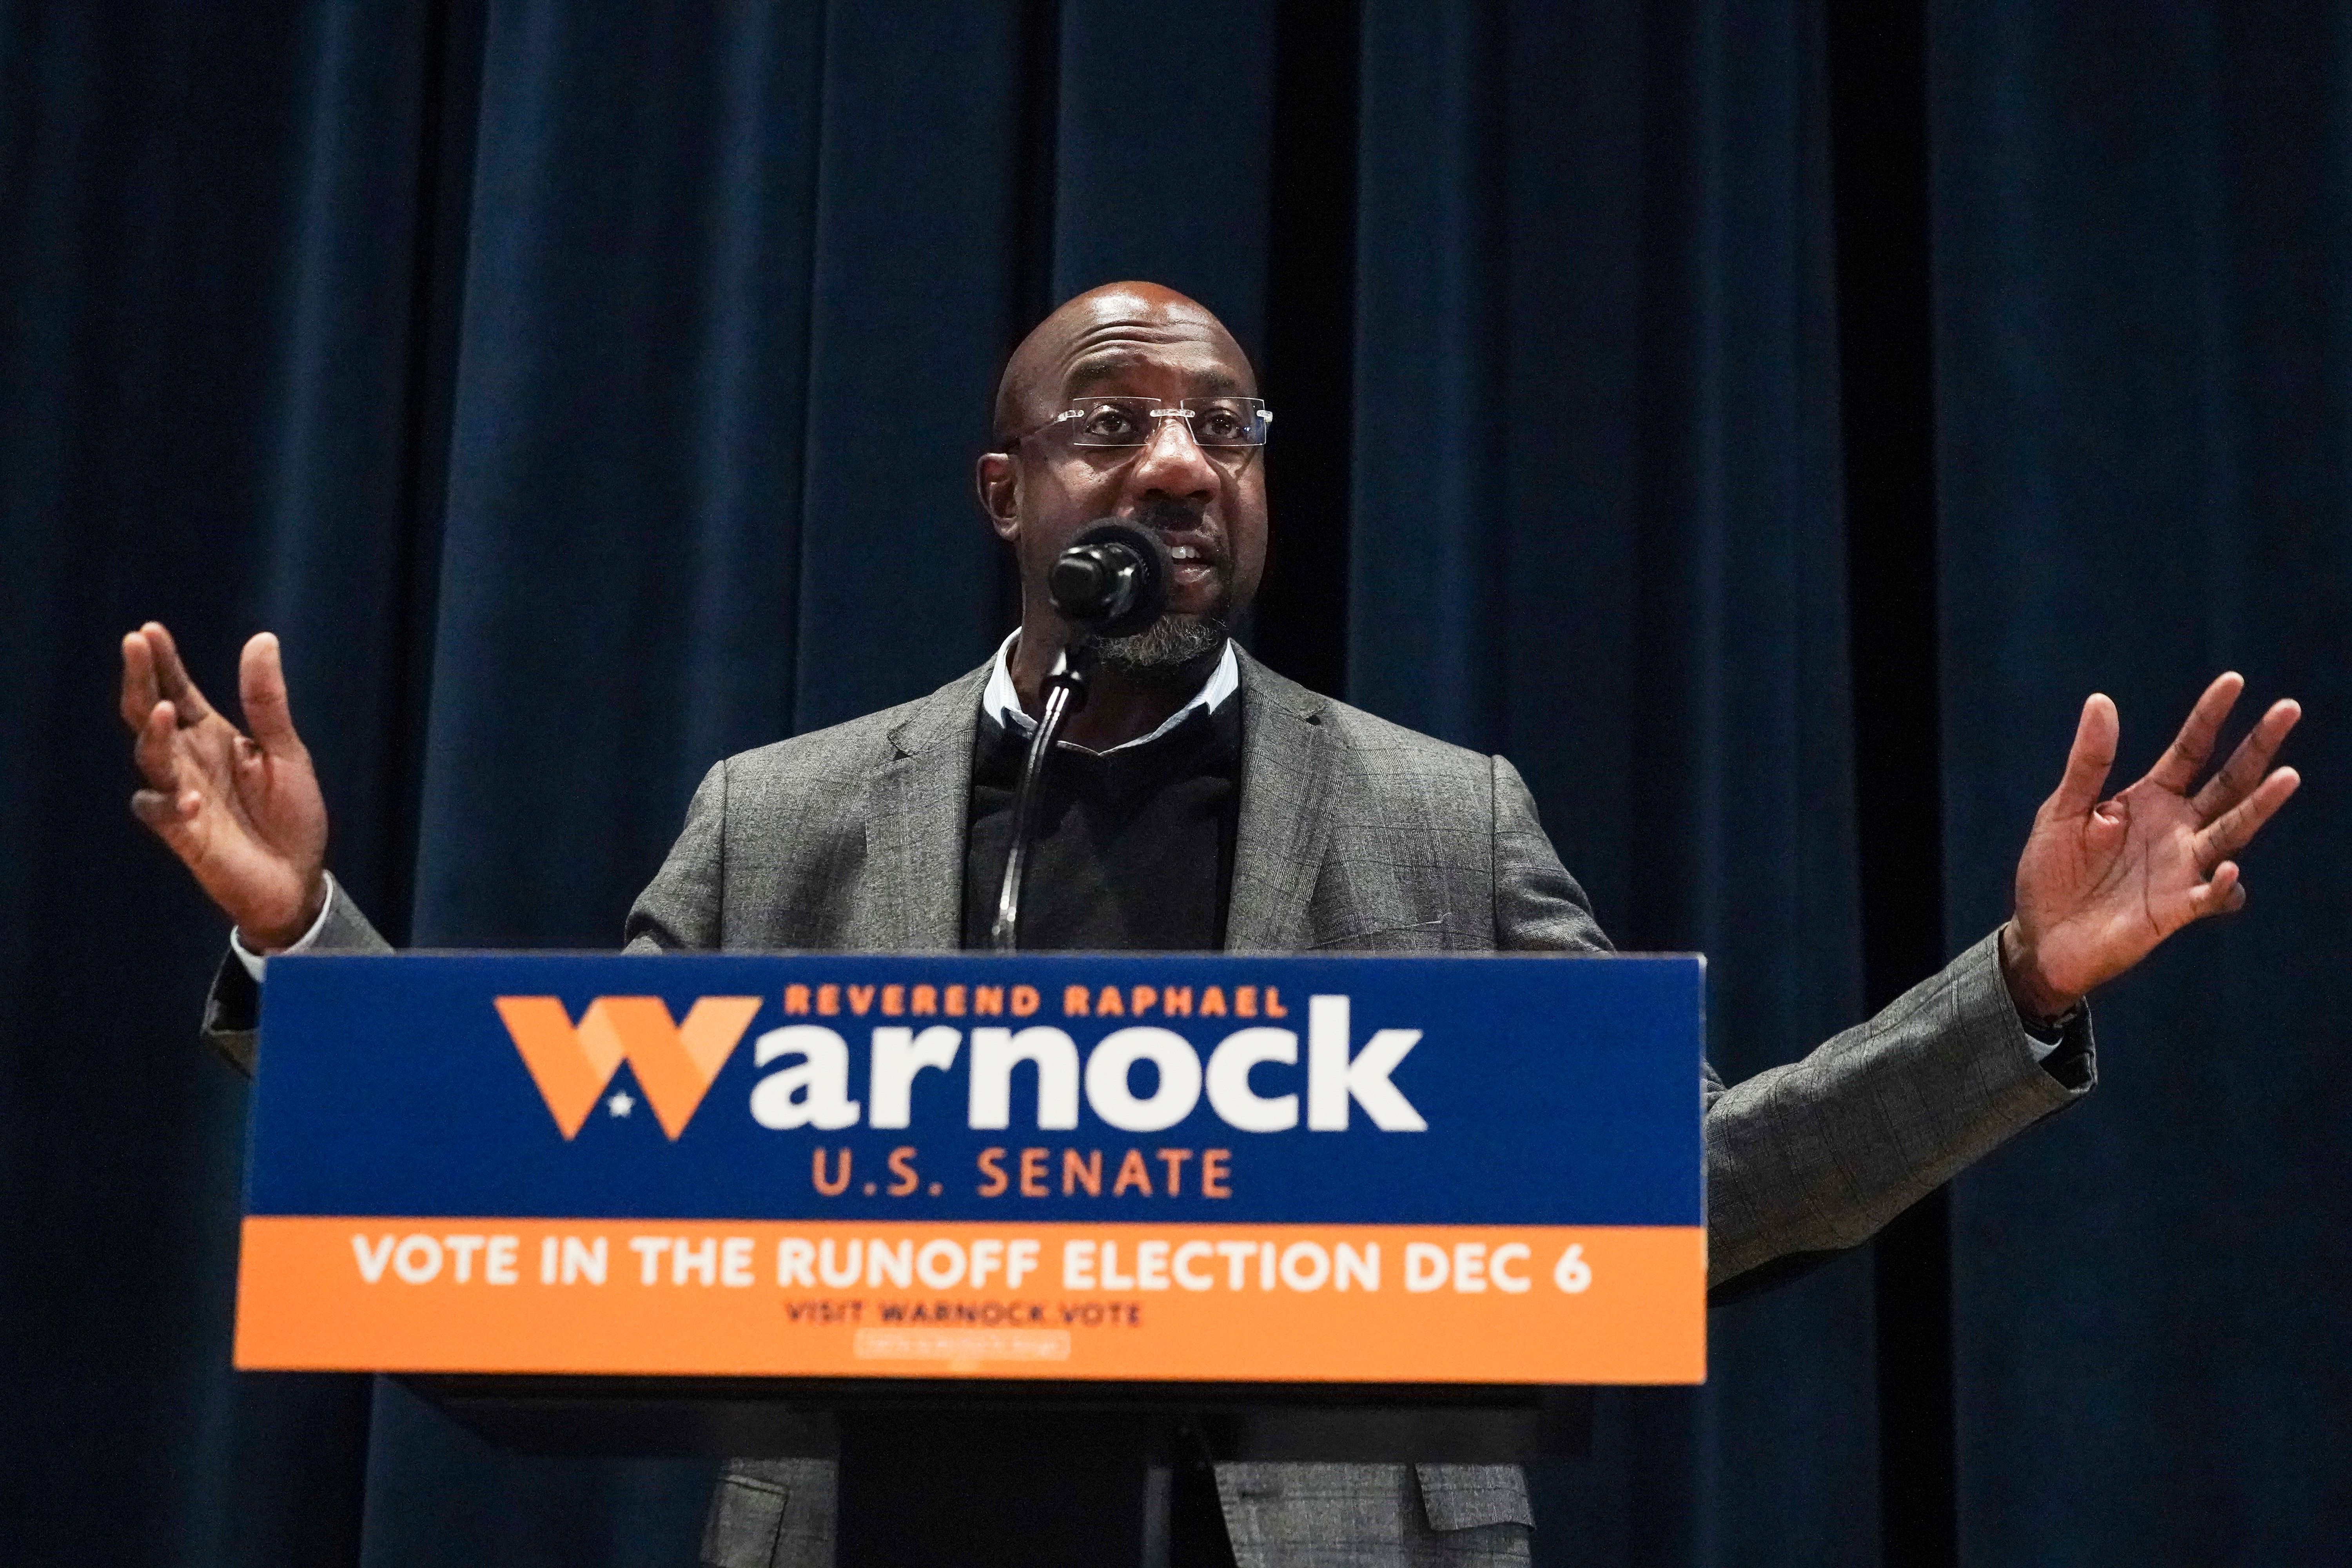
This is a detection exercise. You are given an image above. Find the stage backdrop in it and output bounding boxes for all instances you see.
[2,3,2342,1567]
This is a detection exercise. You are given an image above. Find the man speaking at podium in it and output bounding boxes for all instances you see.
[120,283,2301,1567]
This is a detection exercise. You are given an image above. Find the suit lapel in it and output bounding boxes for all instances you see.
[1225,650,1336,951]
[864,663,989,952]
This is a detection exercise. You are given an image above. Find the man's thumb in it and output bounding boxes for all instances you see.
[238,633,303,757]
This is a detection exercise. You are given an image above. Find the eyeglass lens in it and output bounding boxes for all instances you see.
[1065,397,1269,448]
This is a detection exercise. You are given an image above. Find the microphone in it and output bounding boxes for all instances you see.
[1048,520,1169,639]
[991,520,1169,951]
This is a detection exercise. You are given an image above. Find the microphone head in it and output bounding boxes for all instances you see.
[1049,519,1169,638]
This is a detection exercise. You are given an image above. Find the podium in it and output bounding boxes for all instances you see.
[238,952,1704,1564]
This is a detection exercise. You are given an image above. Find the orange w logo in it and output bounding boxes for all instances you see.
[493,996,762,1140]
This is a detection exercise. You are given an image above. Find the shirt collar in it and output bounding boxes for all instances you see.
[982,631,1239,756]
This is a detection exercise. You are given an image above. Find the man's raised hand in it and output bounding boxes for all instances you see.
[2002,672,2302,1019]
[120,623,328,951]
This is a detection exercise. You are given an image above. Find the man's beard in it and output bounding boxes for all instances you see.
[1090,611,1227,683]
[1073,498,1229,683]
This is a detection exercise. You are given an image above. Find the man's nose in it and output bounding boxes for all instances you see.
[1125,412,1219,499]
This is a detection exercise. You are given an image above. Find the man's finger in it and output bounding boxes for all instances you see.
[130,788,176,833]
[2185,860,2245,921]
[2146,671,2245,793]
[2194,766,2300,868]
[129,786,199,834]
[129,705,205,838]
[2190,697,2301,819]
[2043,693,2120,819]
[134,701,187,793]
[120,632,160,731]
[238,632,303,758]
[142,622,215,724]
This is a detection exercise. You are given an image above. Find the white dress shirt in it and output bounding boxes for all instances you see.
[980,631,1238,754]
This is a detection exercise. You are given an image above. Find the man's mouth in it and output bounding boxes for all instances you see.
[1165,542,1218,588]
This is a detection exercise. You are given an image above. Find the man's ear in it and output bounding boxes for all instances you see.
[975,451,1020,543]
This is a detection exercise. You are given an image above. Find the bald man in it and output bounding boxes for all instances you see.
[125,283,2301,1568]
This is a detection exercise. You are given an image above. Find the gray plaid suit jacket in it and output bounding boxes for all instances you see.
[206,648,2094,1568]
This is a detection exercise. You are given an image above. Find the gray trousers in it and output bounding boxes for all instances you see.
[700,1458,1535,1568]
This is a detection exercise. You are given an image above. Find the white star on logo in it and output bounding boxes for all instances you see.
[606,1090,635,1118]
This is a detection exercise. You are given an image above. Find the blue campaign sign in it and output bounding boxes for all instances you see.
[249,953,1704,1229]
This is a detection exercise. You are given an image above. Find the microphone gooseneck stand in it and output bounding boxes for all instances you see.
[988,514,1165,952]
[844,519,1167,1564]
[989,642,1091,951]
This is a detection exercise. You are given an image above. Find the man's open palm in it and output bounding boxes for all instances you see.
[2006,673,2302,1017]
[120,623,328,949]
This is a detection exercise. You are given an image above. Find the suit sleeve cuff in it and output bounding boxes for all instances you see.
[229,873,339,982]
[1964,927,2097,1098]
[2025,1001,2095,1091]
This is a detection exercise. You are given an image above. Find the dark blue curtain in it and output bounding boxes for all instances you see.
[3,4,2341,1566]
[1350,6,1873,1565]
[1933,3,2352,1561]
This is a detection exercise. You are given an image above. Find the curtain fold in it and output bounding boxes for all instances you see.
[1053,5,1275,356]
[412,2,827,954]
[1349,4,1873,1563]
[0,5,435,1562]
[1932,4,2352,1561]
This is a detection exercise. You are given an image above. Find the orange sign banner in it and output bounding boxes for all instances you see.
[236,1218,1704,1384]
